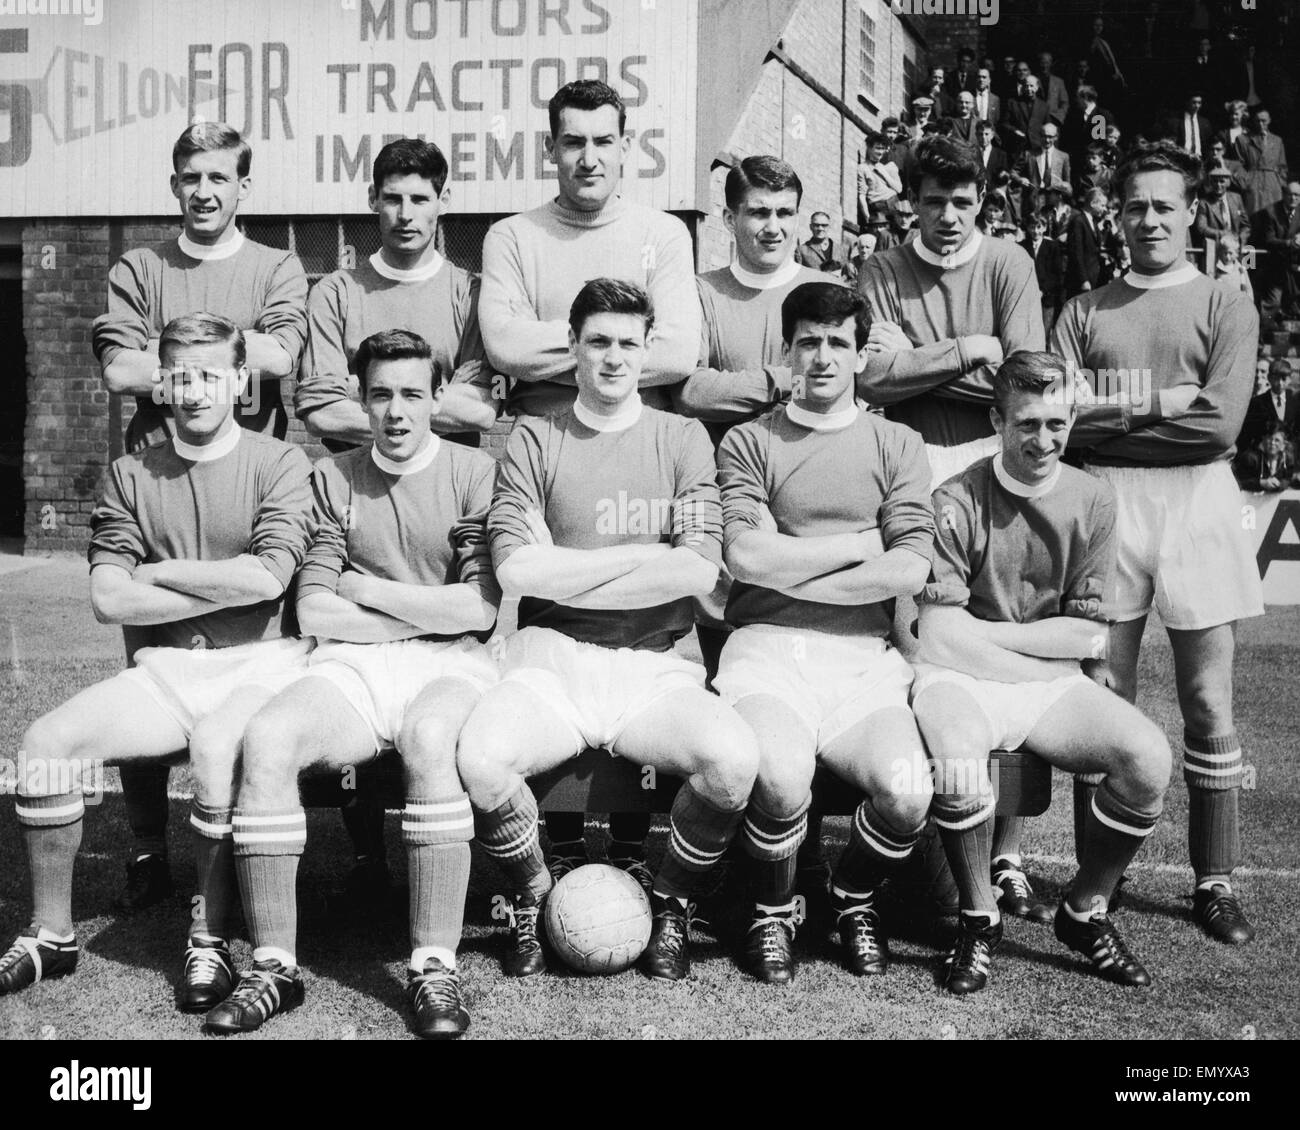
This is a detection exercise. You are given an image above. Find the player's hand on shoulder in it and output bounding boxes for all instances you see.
[867,321,914,354]
[452,359,483,383]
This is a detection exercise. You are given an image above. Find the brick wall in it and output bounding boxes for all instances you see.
[22,222,112,553]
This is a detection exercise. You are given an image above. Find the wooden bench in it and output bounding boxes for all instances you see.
[300,747,1050,817]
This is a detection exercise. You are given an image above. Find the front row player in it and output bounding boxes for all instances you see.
[912,351,1172,994]
[714,283,937,983]
[1,314,313,997]
[457,279,759,982]
[204,331,501,1039]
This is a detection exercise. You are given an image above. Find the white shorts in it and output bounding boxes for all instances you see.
[911,662,1093,752]
[926,435,1001,493]
[1084,461,1265,629]
[307,637,499,754]
[497,626,706,754]
[714,625,914,748]
[117,637,314,738]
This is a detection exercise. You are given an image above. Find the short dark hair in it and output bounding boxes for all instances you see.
[548,79,625,139]
[910,136,986,195]
[352,329,438,396]
[725,155,804,210]
[881,116,901,130]
[159,313,246,370]
[992,350,1069,415]
[1269,358,1292,381]
[781,282,870,351]
[865,130,887,148]
[1115,140,1202,204]
[372,138,449,195]
[172,122,251,177]
[568,278,655,339]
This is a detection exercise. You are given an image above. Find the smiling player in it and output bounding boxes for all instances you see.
[206,330,500,1038]
[1,314,312,1002]
[1052,142,1262,945]
[457,279,757,983]
[715,282,936,983]
[913,350,1171,994]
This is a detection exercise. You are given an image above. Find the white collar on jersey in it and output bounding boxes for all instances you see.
[173,419,241,463]
[912,229,984,271]
[786,401,860,432]
[574,394,643,433]
[371,433,440,476]
[369,249,445,283]
[993,451,1062,499]
[730,256,802,291]
[1122,261,1200,290]
[178,229,245,262]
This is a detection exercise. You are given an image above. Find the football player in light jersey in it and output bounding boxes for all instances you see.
[714,282,936,983]
[458,278,758,983]
[1,314,312,1003]
[1052,142,1262,945]
[913,350,1172,993]
[91,122,310,915]
[205,329,500,1039]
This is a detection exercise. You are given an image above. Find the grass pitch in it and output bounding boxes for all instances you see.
[1,557,1297,1041]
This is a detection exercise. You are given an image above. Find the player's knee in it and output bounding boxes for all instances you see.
[874,776,933,831]
[188,720,241,795]
[696,722,759,810]
[454,722,517,797]
[1116,722,1172,800]
[919,722,987,767]
[237,712,303,800]
[21,712,82,764]
[398,710,460,769]
[1180,682,1233,735]
[754,762,814,820]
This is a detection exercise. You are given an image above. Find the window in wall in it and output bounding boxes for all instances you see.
[859,3,878,101]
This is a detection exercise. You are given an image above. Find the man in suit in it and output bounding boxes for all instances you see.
[1012,123,1071,219]
[973,67,1000,130]
[1063,86,1116,168]
[994,55,1020,101]
[1189,38,1223,112]
[1193,162,1251,270]
[924,67,956,118]
[1036,51,1070,127]
[1253,179,1300,318]
[1086,15,1126,104]
[1066,187,1108,296]
[1237,359,1298,481]
[946,48,979,100]
[1022,211,1066,332]
[1001,73,1049,161]
[1164,94,1214,162]
[950,92,980,152]
[974,120,1008,182]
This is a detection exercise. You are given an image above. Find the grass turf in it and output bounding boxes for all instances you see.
[1,557,1297,1040]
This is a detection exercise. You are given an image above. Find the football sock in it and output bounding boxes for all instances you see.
[339,787,387,866]
[834,799,921,895]
[695,624,730,688]
[1071,783,1160,914]
[119,761,170,859]
[1072,773,1105,866]
[608,811,651,861]
[934,794,998,914]
[796,811,825,867]
[189,801,235,940]
[233,807,306,960]
[655,782,744,900]
[543,811,585,861]
[991,815,1025,865]
[741,798,808,905]
[1184,731,1242,885]
[403,793,474,966]
[16,791,84,937]
[475,784,551,904]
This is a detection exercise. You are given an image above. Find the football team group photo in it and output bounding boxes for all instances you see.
[0,0,1296,1050]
